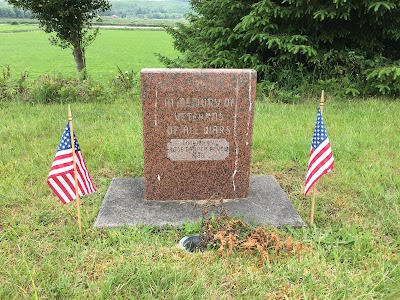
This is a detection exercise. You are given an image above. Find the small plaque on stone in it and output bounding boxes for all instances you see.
[167,138,229,161]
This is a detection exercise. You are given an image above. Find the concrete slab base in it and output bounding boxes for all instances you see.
[94,175,305,228]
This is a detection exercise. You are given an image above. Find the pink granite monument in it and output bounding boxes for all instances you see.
[141,69,256,200]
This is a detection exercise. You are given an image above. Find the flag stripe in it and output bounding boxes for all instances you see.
[50,177,69,202]
[73,153,87,195]
[305,156,334,194]
[76,171,88,195]
[50,157,73,170]
[307,139,330,168]
[75,152,94,193]
[48,164,74,177]
[305,143,333,184]
[305,152,334,187]
[48,176,74,203]
[66,172,83,197]
[49,151,73,165]
[59,175,76,200]
[48,178,70,204]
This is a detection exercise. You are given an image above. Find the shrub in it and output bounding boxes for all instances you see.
[28,75,111,104]
[162,0,400,97]
[0,68,113,104]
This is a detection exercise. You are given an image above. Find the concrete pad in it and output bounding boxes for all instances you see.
[94,175,305,228]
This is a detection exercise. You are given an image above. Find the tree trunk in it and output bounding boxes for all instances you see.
[73,41,86,74]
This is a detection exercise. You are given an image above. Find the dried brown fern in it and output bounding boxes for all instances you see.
[196,196,304,263]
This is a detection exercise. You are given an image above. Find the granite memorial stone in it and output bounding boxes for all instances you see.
[141,69,256,200]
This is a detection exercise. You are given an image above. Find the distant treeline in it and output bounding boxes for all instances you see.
[101,0,190,19]
[0,0,190,20]
[0,4,31,18]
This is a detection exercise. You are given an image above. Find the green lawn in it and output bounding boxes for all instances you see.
[1,97,399,299]
[1,26,399,299]
[0,26,177,80]
[0,24,39,32]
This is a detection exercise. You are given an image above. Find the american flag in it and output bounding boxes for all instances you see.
[47,123,96,204]
[304,108,334,196]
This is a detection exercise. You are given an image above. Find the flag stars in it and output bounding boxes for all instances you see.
[55,123,82,151]
[311,109,329,149]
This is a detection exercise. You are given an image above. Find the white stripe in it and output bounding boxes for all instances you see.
[306,146,333,179]
[75,153,92,192]
[305,156,334,192]
[77,172,88,195]
[306,154,334,185]
[51,156,73,167]
[48,165,74,177]
[308,138,330,167]
[66,172,85,197]
[61,174,76,199]
[48,178,70,203]
[77,152,95,192]
[56,149,72,156]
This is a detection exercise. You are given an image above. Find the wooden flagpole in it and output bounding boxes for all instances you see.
[310,90,325,227]
[68,104,82,233]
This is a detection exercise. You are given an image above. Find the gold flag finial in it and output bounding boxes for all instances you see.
[319,90,325,113]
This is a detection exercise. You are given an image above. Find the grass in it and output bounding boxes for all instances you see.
[0,26,178,80]
[1,26,399,299]
[1,97,399,299]
[0,24,39,32]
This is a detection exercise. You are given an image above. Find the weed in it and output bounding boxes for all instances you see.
[112,66,138,94]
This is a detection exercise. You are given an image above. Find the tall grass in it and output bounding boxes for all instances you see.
[1,97,399,299]
[1,22,399,300]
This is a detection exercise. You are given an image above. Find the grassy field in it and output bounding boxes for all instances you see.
[1,27,400,298]
[0,25,177,80]
[1,97,399,299]
[0,17,186,27]
[0,24,39,32]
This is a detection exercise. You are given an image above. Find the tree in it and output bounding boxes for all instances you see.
[162,0,400,96]
[7,0,111,74]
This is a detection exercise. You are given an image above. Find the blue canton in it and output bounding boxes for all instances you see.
[57,123,81,152]
[312,108,328,150]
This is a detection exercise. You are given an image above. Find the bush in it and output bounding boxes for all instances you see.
[162,0,400,97]
[0,67,113,104]
[28,75,112,104]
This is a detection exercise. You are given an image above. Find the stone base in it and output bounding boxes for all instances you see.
[94,175,305,228]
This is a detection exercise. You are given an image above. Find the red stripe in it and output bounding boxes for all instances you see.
[76,173,88,195]
[54,152,72,160]
[304,160,334,196]
[49,161,74,174]
[59,174,76,200]
[76,153,91,193]
[76,152,96,193]
[74,164,86,195]
[47,175,75,203]
[305,151,333,186]
[308,143,331,168]
[47,179,68,204]
[49,152,74,174]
